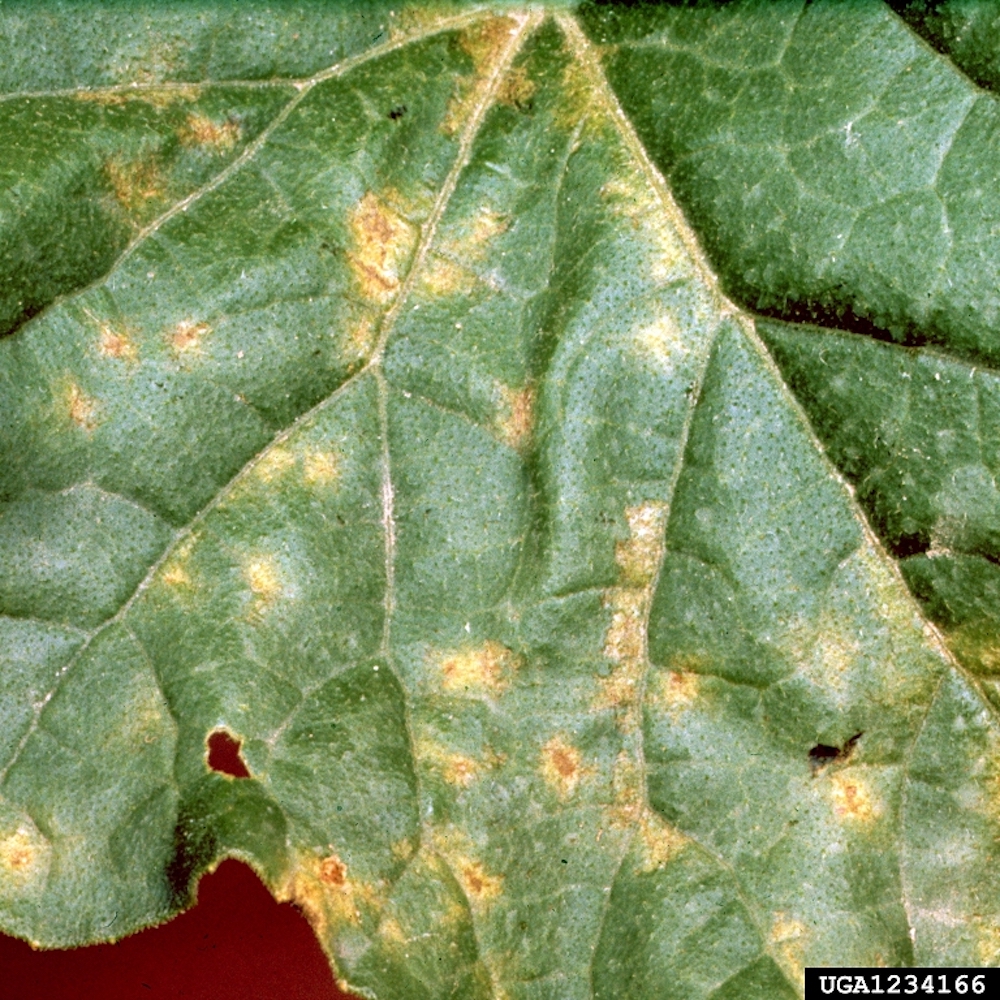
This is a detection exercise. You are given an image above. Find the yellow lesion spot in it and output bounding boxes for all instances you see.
[106,155,164,212]
[457,859,503,903]
[254,447,296,482]
[378,915,407,946]
[652,669,699,712]
[637,812,687,872]
[605,752,687,869]
[553,57,599,132]
[416,738,483,788]
[634,315,687,373]
[498,64,535,110]
[347,192,417,304]
[496,384,534,451]
[67,382,97,431]
[541,735,584,799]
[280,850,372,935]
[0,822,50,889]
[602,588,645,665]
[615,502,669,587]
[244,555,283,611]
[418,255,477,297]
[170,319,210,355]
[303,450,339,485]
[770,914,808,982]
[830,773,880,823]
[345,313,378,363]
[161,564,191,587]
[976,921,1000,965]
[178,112,241,151]
[76,85,200,107]
[436,640,519,695]
[442,17,518,135]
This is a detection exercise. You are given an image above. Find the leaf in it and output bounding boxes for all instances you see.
[3,3,1000,995]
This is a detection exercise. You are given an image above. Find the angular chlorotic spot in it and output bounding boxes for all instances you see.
[303,450,339,486]
[170,319,210,355]
[178,112,241,151]
[66,381,97,431]
[829,773,880,823]
[540,735,584,799]
[347,192,417,304]
[435,640,519,695]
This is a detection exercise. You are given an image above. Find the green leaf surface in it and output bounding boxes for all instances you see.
[3,3,1000,996]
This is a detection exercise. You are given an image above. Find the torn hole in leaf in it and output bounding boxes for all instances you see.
[206,729,251,778]
[808,732,862,774]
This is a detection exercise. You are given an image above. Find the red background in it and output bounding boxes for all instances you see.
[0,734,359,999]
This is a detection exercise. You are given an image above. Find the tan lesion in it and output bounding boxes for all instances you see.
[279,849,381,937]
[87,309,138,362]
[0,820,51,890]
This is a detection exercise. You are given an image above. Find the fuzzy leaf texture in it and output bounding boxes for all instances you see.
[2,2,1000,996]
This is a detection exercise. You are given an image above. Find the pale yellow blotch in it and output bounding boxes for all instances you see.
[498,64,536,110]
[279,851,370,936]
[378,916,407,946]
[634,315,687,374]
[254,447,296,482]
[244,555,282,608]
[161,564,191,587]
[601,174,685,281]
[553,56,598,131]
[541,735,584,799]
[106,156,164,212]
[92,315,137,361]
[457,858,503,904]
[770,914,808,982]
[653,669,700,711]
[0,822,50,891]
[416,737,482,788]
[178,112,241,151]
[615,502,669,586]
[436,640,518,695]
[390,838,415,862]
[303,450,339,486]
[830,773,880,822]
[442,17,518,135]
[602,588,645,665]
[605,752,687,868]
[76,85,200,108]
[976,921,1000,965]
[595,503,668,729]
[345,313,377,362]
[67,382,97,431]
[347,192,417,304]
[170,319,210,355]
[419,256,474,297]
[636,812,687,872]
[496,384,534,451]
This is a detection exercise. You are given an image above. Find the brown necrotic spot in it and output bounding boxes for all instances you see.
[347,192,416,304]
[178,112,241,151]
[206,729,250,778]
